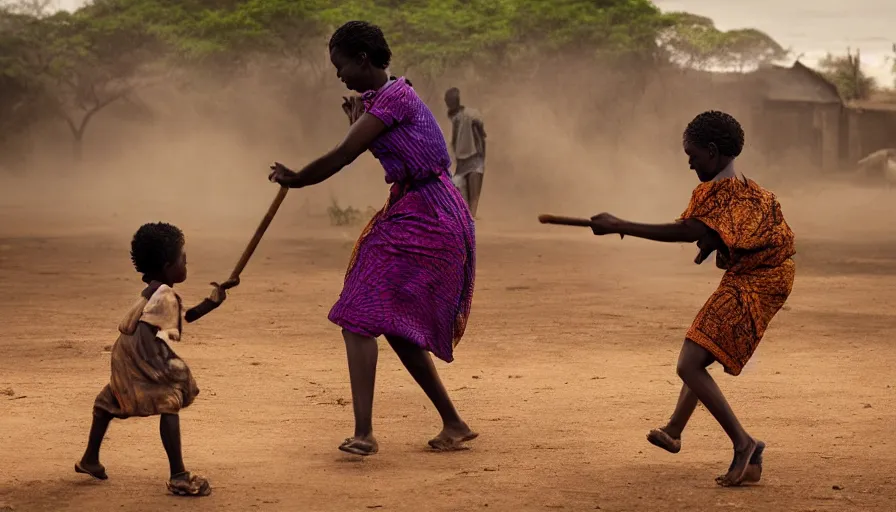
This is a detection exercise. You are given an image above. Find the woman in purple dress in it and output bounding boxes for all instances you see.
[268,21,477,456]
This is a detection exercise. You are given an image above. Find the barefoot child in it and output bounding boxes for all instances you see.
[588,111,795,486]
[75,222,236,496]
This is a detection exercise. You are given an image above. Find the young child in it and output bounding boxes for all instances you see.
[588,111,795,486]
[75,222,236,496]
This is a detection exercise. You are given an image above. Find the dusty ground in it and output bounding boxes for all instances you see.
[1,212,895,511]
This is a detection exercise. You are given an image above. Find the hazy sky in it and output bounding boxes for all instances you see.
[53,0,895,84]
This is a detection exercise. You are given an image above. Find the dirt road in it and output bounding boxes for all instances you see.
[1,221,894,511]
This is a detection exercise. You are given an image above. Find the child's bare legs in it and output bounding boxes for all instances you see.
[663,385,699,438]
[676,338,759,485]
[76,409,113,479]
[160,413,211,496]
[340,330,379,455]
[647,384,698,453]
[648,378,764,484]
[160,414,186,477]
[386,336,477,450]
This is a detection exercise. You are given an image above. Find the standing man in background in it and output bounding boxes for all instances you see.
[445,87,486,218]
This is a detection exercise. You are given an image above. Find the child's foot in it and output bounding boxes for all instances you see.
[338,435,379,456]
[166,472,211,497]
[75,461,108,480]
[428,423,479,452]
[646,427,681,454]
[716,439,761,487]
[717,441,765,485]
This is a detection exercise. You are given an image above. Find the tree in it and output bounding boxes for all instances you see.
[659,12,786,71]
[720,28,788,72]
[0,3,57,153]
[0,0,55,16]
[43,10,162,160]
[891,43,895,89]
[818,48,876,101]
[1,0,167,161]
[1,0,801,166]
[512,0,665,58]
[312,0,671,100]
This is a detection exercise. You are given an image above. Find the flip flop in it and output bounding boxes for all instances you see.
[428,431,479,452]
[75,461,108,481]
[647,428,681,454]
[339,437,379,456]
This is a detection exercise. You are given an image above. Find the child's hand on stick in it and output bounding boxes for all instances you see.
[208,278,239,305]
[589,213,623,237]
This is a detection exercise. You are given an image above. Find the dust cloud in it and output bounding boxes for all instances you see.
[3,47,896,512]
[1,57,893,244]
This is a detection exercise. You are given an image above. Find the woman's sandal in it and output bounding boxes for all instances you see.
[166,472,212,496]
[646,428,682,454]
[339,437,379,456]
[75,461,108,481]
[428,431,479,452]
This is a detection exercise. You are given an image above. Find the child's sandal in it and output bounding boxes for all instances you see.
[166,472,211,496]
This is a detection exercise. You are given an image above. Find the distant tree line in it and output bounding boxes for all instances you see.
[1,0,791,161]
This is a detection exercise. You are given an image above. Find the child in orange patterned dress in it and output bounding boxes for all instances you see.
[588,111,795,486]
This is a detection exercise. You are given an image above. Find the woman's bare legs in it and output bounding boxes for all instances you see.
[340,330,380,455]
[386,336,477,450]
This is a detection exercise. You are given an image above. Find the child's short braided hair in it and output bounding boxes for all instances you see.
[683,111,745,158]
[130,222,184,275]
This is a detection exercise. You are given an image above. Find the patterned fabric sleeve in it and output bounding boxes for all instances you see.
[680,178,796,271]
[679,181,739,248]
[141,285,182,342]
[366,81,410,127]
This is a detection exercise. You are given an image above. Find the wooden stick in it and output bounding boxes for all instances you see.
[228,185,289,281]
[538,214,624,239]
[538,214,593,227]
[185,186,289,322]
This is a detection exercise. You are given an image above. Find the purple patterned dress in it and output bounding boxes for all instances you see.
[327,77,475,362]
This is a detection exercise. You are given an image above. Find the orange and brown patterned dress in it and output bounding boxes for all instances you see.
[680,177,796,376]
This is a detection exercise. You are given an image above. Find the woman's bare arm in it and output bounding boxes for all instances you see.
[279,113,388,188]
